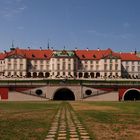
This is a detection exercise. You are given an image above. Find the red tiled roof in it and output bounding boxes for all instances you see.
[5,48,53,60]
[119,53,140,61]
[0,53,6,60]
[75,48,115,60]
[0,48,140,61]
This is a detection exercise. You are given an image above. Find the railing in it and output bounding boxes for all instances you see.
[0,78,140,87]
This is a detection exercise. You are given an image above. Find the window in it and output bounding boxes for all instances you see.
[32,54,35,58]
[85,65,88,70]
[132,66,135,71]
[14,64,17,70]
[90,61,93,64]
[46,61,49,64]
[8,64,11,69]
[46,65,49,70]
[96,65,99,70]
[68,64,71,70]
[82,55,85,58]
[44,54,47,58]
[104,64,107,70]
[34,60,37,64]
[126,61,128,65]
[34,65,37,70]
[20,72,22,76]
[20,64,23,69]
[115,64,118,70]
[40,60,43,64]
[57,64,60,70]
[40,65,43,70]
[126,66,129,71]
[14,59,17,63]
[63,62,65,70]
[110,59,112,63]
[91,65,93,70]
[104,59,107,63]
[52,64,54,70]
[96,61,99,64]
[110,64,112,70]
[138,66,140,71]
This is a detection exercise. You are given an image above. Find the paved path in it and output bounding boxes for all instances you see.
[45,102,92,140]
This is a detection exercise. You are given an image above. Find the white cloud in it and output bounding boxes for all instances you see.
[123,22,130,28]
[0,0,27,19]
[87,29,133,40]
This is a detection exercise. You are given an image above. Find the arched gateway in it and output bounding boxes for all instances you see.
[53,88,75,100]
[123,89,140,101]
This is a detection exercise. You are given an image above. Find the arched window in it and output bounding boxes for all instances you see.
[45,72,50,78]
[90,72,94,78]
[84,72,89,78]
[79,72,83,78]
[27,72,31,78]
[33,72,37,78]
[96,72,100,78]
[38,72,44,78]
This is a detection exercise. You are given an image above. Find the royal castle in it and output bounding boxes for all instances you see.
[0,47,140,79]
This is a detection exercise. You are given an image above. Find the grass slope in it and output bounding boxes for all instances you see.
[0,101,60,140]
[71,101,140,140]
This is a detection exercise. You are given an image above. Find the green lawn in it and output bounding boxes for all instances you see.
[1,101,140,140]
[0,101,60,140]
[71,101,140,140]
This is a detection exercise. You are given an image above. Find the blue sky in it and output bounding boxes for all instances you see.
[0,0,140,52]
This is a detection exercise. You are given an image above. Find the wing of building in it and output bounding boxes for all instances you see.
[0,47,140,79]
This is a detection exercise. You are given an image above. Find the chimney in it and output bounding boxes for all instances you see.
[86,48,89,51]
[134,48,137,55]
[28,47,30,50]
[131,51,134,54]
[40,47,42,50]
[97,48,100,51]
[47,42,50,50]
[75,47,77,51]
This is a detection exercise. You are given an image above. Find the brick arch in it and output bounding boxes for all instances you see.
[53,88,75,100]
[122,88,140,101]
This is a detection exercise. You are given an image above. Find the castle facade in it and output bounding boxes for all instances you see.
[0,48,140,79]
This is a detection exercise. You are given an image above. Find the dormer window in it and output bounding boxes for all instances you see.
[44,54,47,58]
[32,54,35,57]
[82,55,85,58]
[93,54,96,58]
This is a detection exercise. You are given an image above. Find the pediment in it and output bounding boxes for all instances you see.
[103,54,120,59]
